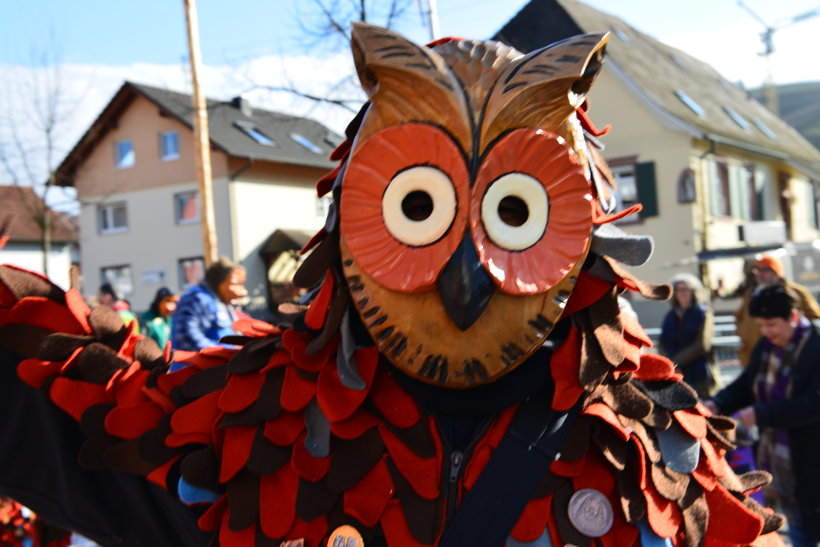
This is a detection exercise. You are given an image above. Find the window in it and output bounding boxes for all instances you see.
[115,139,135,168]
[160,131,179,160]
[235,121,275,146]
[723,106,750,130]
[752,119,777,140]
[607,158,659,223]
[611,27,630,43]
[174,191,200,224]
[610,164,640,223]
[178,257,204,289]
[707,159,762,220]
[98,202,128,234]
[290,133,323,154]
[669,54,687,69]
[673,90,706,117]
[100,265,133,298]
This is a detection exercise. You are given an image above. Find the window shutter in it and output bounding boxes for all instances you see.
[635,161,658,218]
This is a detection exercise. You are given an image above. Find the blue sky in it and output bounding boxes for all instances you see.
[2,0,819,214]
[3,0,819,86]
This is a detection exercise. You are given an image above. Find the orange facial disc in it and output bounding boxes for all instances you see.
[340,123,469,292]
[471,129,593,295]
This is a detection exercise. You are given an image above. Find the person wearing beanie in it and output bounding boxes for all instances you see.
[171,257,247,353]
[708,284,820,546]
[140,287,179,350]
[658,273,718,398]
[97,282,140,334]
[734,253,820,367]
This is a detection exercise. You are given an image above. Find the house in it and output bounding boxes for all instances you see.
[54,81,342,315]
[495,0,820,322]
[0,185,78,290]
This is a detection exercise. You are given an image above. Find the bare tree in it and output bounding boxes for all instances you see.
[236,0,417,118]
[0,44,80,276]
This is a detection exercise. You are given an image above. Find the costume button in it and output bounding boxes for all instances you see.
[327,524,364,547]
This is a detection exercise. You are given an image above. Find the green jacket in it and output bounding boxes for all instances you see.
[140,310,172,350]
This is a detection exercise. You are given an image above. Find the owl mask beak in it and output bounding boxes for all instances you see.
[437,234,495,330]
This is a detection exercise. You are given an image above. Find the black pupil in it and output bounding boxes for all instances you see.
[402,190,434,221]
[498,195,528,227]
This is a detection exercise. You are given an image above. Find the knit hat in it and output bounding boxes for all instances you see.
[753,253,784,278]
[748,284,798,320]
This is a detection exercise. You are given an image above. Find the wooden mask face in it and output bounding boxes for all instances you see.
[339,24,608,388]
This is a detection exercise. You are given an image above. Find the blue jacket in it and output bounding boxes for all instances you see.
[171,283,238,352]
[659,304,710,384]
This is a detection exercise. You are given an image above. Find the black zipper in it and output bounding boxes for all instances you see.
[437,416,495,525]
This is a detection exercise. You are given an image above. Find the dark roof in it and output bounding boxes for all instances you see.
[0,185,78,243]
[56,81,343,186]
[494,0,820,168]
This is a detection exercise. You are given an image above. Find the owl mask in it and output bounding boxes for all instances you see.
[297,24,624,389]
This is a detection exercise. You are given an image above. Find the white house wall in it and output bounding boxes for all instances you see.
[3,242,74,290]
[229,178,326,314]
[79,180,233,311]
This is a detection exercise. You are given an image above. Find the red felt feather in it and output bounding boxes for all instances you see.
[105,402,164,440]
[291,432,330,481]
[510,494,552,542]
[219,371,267,413]
[316,346,378,422]
[378,423,440,500]
[368,368,421,428]
[550,326,585,411]
[49,377,109,421]
[218,425,256,483]
[263,411,306,446]
[259,465,298,538]
[343,457,393,527]
[280,366,317,412]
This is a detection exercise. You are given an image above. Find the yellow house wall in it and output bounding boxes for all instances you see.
[587,69,698,286]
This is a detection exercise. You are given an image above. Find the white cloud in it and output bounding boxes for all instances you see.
[0,52,364,210]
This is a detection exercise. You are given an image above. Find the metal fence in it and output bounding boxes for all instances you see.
[643,314,742,385]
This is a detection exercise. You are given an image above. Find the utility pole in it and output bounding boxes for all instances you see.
[183,0,218,268]
[417,0,440,42]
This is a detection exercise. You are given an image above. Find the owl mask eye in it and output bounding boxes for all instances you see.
[340,123,469,292]
[471,129,593,295]
[480,172,549,251]
[382,166,457,247]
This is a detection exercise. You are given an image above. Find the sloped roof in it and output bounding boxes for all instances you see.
[56,81,343,186]
[0,185,78,243]
[494,0,820,168]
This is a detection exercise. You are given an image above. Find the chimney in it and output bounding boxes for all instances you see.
[231,95,252,117]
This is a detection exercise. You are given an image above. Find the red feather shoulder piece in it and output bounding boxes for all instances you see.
[0,264,784,546]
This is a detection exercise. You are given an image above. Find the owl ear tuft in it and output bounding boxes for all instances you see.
[479,33,609,153]
[349,23,471,150]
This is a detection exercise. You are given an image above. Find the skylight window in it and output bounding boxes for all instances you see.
[235,121,275,146]
[752,119,777,140]
[723,106,750,129]
[290,133,322,154]
[669,54,687,69]
[611,27,630,43]
[673,90,706,117]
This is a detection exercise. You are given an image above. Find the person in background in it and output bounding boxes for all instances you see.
[98,283,139,334]
[171,257,247,352]
[735,253,820,367]
[658,273,717,398]
[706,285,820,547]
[140,287,179,351]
